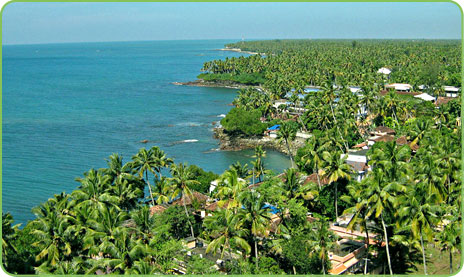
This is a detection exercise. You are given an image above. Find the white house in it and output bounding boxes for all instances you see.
[377,67,392,75]
[414,93,435,102]
[443,86,460,98]
[341,150,369,182]
[385,83,412,92]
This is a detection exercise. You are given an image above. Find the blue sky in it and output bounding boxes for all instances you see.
[2,2,461,45]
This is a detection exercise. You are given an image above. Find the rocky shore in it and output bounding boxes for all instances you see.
[213,127,304,156]
[172,79,256,90]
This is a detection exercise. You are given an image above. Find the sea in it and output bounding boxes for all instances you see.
[2,40,291,224]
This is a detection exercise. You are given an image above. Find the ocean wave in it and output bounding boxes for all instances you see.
[217,114,226,118]
[169,139,199,146]
[177,122,202,127]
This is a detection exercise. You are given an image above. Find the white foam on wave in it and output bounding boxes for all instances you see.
[217,114,226,118]
[177,122,202,127]
[182,139,198,143]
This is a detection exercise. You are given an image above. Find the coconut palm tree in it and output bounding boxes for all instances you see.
[168,163,200,239]
[238,190,271,271]
[396,180,440,275]
[215,168,246,210]
[229,161,249,179]
[341,180,372,274]
[364,168,406,276]
[307,216,337,275]
[151,146,173,179]
[131,148,158,206]
[277,121,297,167]
[320,151,352,219]
[72,169,118,211]
[204,208,251,259]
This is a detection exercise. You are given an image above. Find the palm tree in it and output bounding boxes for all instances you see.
[152,177,171,205]
[396,181,439,275]
[229,161,249,179]
[131,148,158,206]
[364,168,405,276]
[104,153,134,184]
[341,180,372,274]
[151,146,173,179]
[307,216,337,275]
[130,206,156,241]
[204,208,251,259]
[320,151,352,219]
[277,121,297,167]
[30,206,76,267]
[215,168,246,210]
[169,163,200,239]
[238,190,271,271]
[72,169,117,211]
[436,209,461,274]
[301,137,326,189]
[2,213,20,269]
[251,146,266,182]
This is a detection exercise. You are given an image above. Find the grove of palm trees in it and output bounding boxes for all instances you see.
[2,39,461,275]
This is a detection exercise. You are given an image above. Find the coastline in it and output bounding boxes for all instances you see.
[172,79,258,90]
[217,47,264,55]
[213,127,303,156]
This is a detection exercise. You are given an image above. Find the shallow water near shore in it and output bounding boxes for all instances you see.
[2,40,291,224]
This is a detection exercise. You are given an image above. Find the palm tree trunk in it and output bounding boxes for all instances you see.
[330,103,349,152]
[292,266,297,275]
[322,255,326,275]
[364,221,369,275]
[145,171,155,206]
[334,183,338,220]
[315,165,322,189]
[450,250,453,274]
[285,139,295,168]
[420,231,427,275]
[381,213,393,275]
[254,239,259,271]
[182,197,195,239]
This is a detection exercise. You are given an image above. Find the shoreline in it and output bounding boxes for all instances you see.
[213,127,303,156]
[172,79,258,90]
[217,47,264,55]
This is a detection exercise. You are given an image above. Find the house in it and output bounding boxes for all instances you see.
[443,86,460,98]
[266,124,280,138]
[414,93,435,102]
[385,83,412,92]
[377,67,391,75]
[341,149,369,182]
[273,99,288,109]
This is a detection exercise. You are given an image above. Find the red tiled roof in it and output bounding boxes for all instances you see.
[373,135,395,142]
[150,205,167,216]
[380,90,420,96]
[374,126,396,134]
[435,97,455,106]
[353,142,367,148]
[205,200,231,211]
[171,191,210,207]
[304,173,329,186]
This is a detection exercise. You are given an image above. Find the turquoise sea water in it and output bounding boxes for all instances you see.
[2,40,291,224]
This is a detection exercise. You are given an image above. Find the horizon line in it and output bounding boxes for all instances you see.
[3,37,461,47]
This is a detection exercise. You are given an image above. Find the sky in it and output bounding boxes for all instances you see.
[2,2,462,45]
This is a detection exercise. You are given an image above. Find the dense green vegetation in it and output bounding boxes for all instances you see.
[201,40,460,97]
[3,39,461,275]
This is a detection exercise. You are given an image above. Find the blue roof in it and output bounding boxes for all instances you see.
[267,125,280,131]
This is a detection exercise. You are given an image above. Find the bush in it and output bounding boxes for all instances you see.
[187,165,218,194]
[221,107,267,136]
